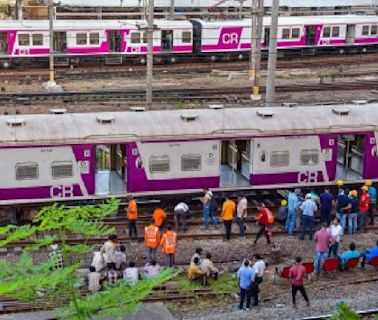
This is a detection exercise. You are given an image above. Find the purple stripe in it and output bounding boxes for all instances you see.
[250,171,325,186]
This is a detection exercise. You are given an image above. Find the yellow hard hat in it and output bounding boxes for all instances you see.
[361,185,368,192]
[365,180,373,186]
[281,199,287,206]
[351,190,358,197]
[336,179,344,187]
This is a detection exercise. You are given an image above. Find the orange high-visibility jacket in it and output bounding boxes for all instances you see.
[153,208,167,227]
[144,224,160,248]
[161,230,177,254]
[127,199,138,220]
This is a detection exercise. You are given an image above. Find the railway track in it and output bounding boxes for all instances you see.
[1,53,378,82]
[2,80,378,105]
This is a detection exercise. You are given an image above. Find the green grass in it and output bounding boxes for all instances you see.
[210,273,238,293]
[175,274,202,294]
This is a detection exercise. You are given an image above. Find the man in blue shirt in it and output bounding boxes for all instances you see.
[345,190,359,234]
[366,180,377,225]
[361,240,378,268]
[319,187,335,225]
[237,259,255,311]
[336,189,349,232]
[339,242,360,270]
[300,193,318,240]
[286,189,301,236]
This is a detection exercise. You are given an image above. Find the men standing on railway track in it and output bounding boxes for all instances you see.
[236,194,248,238]
[336,189,349,232]
[319,187,335,225]
[161,224,177,267]
[126,195,138,239]
[201,188,218,230]
[314,223,334,276]
[359,185,370,232]
[144,219,161,262]
[237,259,255,311]
[221,195,236,241]
[366,180,376,225]
[300,193,318,241]
[286,189,301,236]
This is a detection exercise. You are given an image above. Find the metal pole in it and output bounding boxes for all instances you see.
[265,0,279,107]
[146,0,154,108]
[255,0,263,88]
[48,0,54,82]
[250,0,260,101]
[169,0,174,20]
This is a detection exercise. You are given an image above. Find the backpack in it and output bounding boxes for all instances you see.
[267,210,275,225]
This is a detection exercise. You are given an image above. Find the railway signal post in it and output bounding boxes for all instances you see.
[265,0,279,107]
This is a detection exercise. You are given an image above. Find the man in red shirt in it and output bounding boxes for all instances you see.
[359,186,370,232]
[289,257,310,309]
[254,204,271,245]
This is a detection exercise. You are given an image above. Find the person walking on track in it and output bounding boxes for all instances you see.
[289,257,310,309]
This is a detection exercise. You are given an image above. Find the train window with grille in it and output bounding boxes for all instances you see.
[16,163,39,180]
[332,26,340,37]
[182,31,192,43]
[142,32,148,43]
[89,33,99,45]
[181,154,201,171]
[18,34,30,46]
[323,27,331,38]
[76,33,87,45]
[371,25,377,35]
[300,149,319,166]
[282,28,290,39]
[52,161,74,179]
[270,151,289,167]
[32,34,43,46]
[149,156,170,173]
[131,32,141,44]
[362,25,370,36]
[291,28,300,38]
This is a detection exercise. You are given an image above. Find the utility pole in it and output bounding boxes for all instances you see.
[265,0,279,107]
[256,0,264,90]
[169,0,174,20]
[146,0,154,108]
[250,0,261,101]
[48,0,54,82]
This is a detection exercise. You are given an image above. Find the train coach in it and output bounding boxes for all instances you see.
[1,103,378,205]
[0,14,377,67]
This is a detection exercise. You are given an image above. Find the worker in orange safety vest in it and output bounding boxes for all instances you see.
[161,224,177,267]
[126,195,138,239]
[144,219,161,262]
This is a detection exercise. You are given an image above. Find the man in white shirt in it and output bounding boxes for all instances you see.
[174,202,189,232]
[236,194,248,238]
[200,252,219,280]
[123,261,139,285]
[88,266,101,292]
[100,234,118,270]
[114,245,127,271]
[328,218,343,257]
[252,253,266,284]
[144,259,161,278]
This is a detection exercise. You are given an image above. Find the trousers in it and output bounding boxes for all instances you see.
[292,285,309,305]
[224,220,232,240]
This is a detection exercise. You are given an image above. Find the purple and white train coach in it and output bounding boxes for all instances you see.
[1,103,378,205]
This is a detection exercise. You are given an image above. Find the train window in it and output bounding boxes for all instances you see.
[300,149,319,166]
[370,25,377,36]
[270,151,289,167]
[332,26,340,37]
[76,33,87,45]
[291,28,300,39]
[18,34,30,46]
[362,25,370,36]
[282,28,290,39]
[32,34,43,46]
[182,31,192,43]
[181,154,201,171]
[89,33,99,45]
[142,32,148,44]
[323,27,331,38]
[16,163,39,180]
[149,156,170,173]
[131,32,141,44]
[52,161,74,179]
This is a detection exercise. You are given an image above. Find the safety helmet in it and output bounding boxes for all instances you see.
[281,199,287,206]
[365,180,373,186]
[351,190,358,197]
[361,185,368,192]
[336,179,344,187]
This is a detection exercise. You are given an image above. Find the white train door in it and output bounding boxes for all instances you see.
[336,134,364,180]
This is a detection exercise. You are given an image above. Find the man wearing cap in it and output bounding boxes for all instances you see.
[300,193,318,241]
[359,185,370,232]
[366,180,376,225]
[286,189,301,236]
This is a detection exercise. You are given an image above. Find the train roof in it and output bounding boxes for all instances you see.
[1,104,378,146]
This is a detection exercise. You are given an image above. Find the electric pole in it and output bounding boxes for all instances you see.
[48,0,54,82]
[169,0,174,20]
[265,0,279,107]
[250,0,261,101]
[146,0,154,108]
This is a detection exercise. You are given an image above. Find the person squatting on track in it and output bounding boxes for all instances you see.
[100,234,118,270]
[289,257,310,309]
[174,201,190,232]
